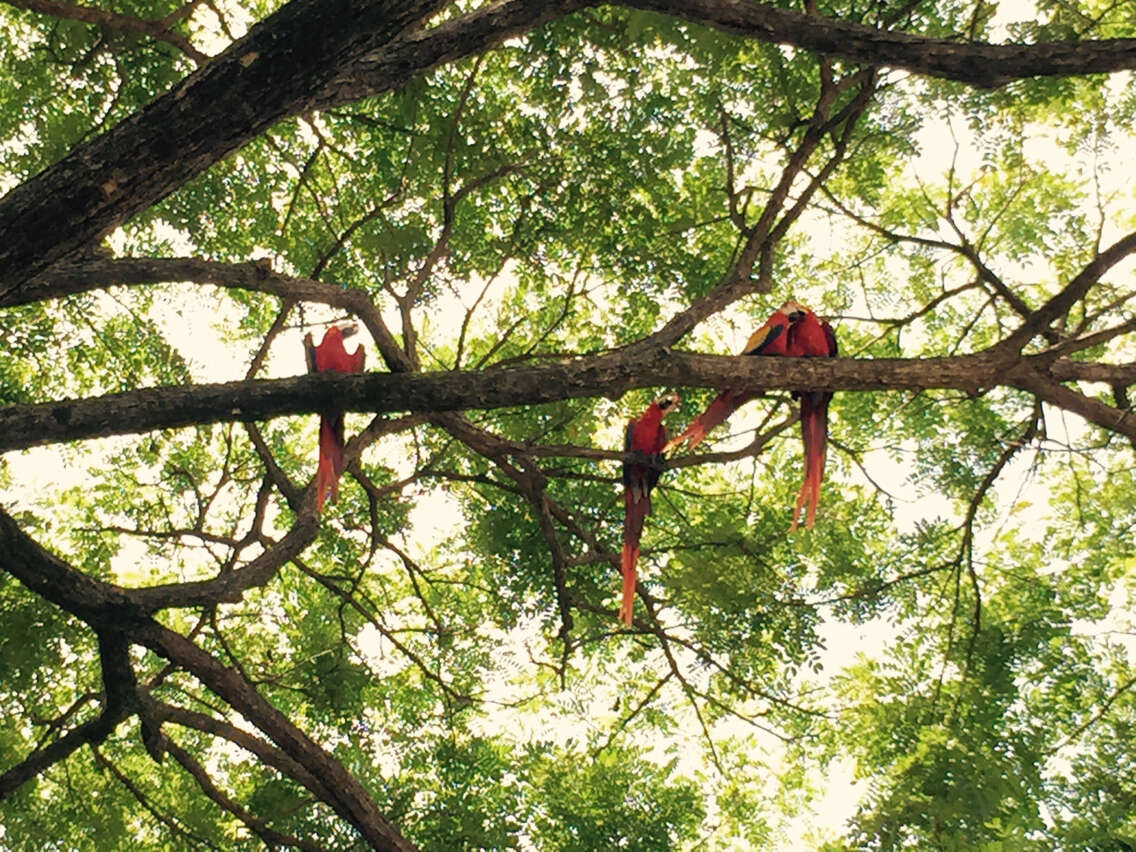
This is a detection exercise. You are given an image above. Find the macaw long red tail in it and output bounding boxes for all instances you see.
[316,413,346,512]
[620,491,651,626]
[666,390,749,452]
[791,391,831,531]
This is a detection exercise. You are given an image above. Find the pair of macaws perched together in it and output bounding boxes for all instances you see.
[618,300,837,625]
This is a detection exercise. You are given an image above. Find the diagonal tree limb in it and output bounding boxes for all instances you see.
[758,70,879,287]
[1045,669,1136,757]
[3,0,1136,297]
[998,230,1136,353]
[0,689,131,799]
[244,421,305,509]
[0,508,149,631]
[641,66,878,348]
[733,67,857,284]
[90,746,224,851]
[134,619,418,851]
[1010,361,1136,441]
[0,507,415,848]
[29,692,99,753]
[157,703,340,816]
[163,737,324,852]
[0,0,453,292]
[1032,318,1136,362]
[592,671,675,756]
[431,414,576,651]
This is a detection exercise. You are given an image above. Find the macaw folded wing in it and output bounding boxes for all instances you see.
[619,392,680,626]
[664,300,838,531]
[303,325,366,513]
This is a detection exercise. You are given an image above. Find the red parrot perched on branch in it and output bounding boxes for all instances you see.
[664,302,795,454]
[620,392,681,626]
[665,300,837,530]
[784,303,838,531]
[304,324,366,513]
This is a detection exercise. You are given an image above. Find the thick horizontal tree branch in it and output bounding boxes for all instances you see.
[337,0,1136,111]
[19,240,1132,397]
[1049,360,1136,385]
[4,348,1135,451]
[18,258,1134,387]
[0,351,986,451]
[627,0,1136,89]
[5,256,361,309]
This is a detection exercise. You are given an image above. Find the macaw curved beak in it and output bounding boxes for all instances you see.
[655,392,681,415]
[780,300,808,323]
[338,323,359,339]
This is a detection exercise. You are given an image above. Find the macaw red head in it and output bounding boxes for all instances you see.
[654,392,681,417]
[779,300,812,323]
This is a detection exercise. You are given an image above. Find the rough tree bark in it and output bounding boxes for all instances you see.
[2,348,1133,452]
[0,0,453,291]
[3,0,1136,293]
[627,0,1136,88]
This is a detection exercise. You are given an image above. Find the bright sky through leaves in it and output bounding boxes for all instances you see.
[2,0,1135,848]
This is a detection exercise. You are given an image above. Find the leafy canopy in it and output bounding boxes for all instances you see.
[1,0,1135,849]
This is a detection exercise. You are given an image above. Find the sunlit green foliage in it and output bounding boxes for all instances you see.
[2,0,1135,849]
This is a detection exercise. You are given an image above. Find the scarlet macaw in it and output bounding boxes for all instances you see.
[783,303,837,531]
[664,302,795,453]
[665,300,837,530]
[620,392,681,626]
[303,324,366,512]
